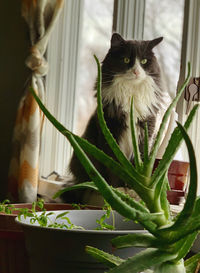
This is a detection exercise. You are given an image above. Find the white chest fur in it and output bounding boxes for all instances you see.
[102,64,169,159]
[102,73,161,121]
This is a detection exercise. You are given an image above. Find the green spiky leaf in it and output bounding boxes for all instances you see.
[130,97,142,170]
[107,248,177,273]
[112,233,157,249]
[85,246,124,268]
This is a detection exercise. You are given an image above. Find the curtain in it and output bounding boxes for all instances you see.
[8,0,64,202]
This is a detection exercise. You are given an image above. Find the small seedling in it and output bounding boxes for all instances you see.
[96,201,115,230]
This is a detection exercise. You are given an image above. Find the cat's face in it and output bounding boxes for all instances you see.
[102,33,163,86]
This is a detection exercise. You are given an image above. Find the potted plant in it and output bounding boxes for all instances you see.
[17,57,200,273]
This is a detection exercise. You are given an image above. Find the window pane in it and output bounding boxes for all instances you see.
[144,0,184,98]
[74,0,114,136]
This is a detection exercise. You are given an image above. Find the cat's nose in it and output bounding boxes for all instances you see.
[133,69,140,77]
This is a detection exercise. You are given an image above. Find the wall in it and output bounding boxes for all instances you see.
[0,1,29,200]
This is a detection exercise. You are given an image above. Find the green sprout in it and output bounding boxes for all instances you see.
[1,198,113,231]
[96,201,115,230]
[0,199,15,214]
[30,56,200,272]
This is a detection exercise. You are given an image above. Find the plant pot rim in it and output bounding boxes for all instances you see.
[15,209,145,235]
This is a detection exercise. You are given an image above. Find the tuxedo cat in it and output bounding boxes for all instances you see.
[65,33,171,203]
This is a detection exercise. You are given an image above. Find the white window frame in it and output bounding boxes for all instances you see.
[40,0,83,178]
[39,0,200,196]
[113,0,145,40]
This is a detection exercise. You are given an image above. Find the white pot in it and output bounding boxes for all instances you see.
[16,210,145,273]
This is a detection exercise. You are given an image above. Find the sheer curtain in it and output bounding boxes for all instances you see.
[8,0,64,202]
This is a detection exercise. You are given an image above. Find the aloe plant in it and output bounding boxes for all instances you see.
[31,56,200,272]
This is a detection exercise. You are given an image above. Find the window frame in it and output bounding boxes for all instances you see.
[40,0,83,178]
[38,0,200,197]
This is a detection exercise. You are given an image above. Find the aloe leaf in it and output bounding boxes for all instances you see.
[143,122,149,166]
[160,179,171,221]
[130,97,142,170]
[163,122,197,232]
[85,246,124,268]
[111,187,165,231]
[158,123,198,241]
[163,201,200,242]
[152,172,171,222]
[172,122,197,225]
[111,187,149,214]
[53,182,98,199]
[147,62,191,176]
[94,55,143,180]
[172,232,198,262]
[111,187,157,232]
[112,233,157,249]
[150,104,199,188]
[158,213,200,244]
[30,87,149,197]
[185,252,200,273]
[154,172,167,202]
[192,196,200,217]
[107,248,177,273]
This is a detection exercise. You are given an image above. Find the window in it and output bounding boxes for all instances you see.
[40,0,115,180]
[39,0,200,196]
[74,0,114,136]
[144,0,184,98]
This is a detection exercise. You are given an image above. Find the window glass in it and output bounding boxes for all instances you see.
[144,0,185,97]
[74,0,114,136]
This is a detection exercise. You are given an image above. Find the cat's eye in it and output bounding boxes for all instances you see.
[141,58,147,65]
[124,57,130,64]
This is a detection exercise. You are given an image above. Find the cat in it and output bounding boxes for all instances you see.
[64,33,171,204]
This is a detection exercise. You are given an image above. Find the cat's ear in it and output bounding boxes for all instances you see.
[148,37,163,49]
[111,33,125,47]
